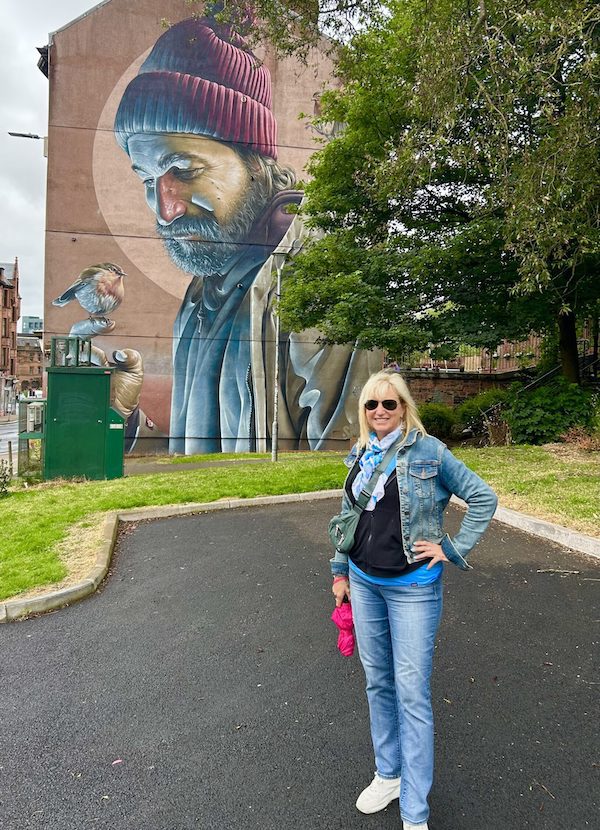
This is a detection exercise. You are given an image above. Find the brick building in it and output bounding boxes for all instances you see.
[41,0,381,455]
[0,258,21,414]
[16,334,44,394]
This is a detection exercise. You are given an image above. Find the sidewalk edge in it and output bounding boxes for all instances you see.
[450,495,599,559]
[1,490,597,622]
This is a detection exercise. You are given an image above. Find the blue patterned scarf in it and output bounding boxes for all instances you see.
[352,428,402,511]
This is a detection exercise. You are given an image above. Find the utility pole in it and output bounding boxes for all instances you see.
[271,251,286,462]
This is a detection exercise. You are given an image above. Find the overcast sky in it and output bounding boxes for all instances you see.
[1,1,99,322]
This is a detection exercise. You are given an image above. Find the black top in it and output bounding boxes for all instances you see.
[345,462,423,579]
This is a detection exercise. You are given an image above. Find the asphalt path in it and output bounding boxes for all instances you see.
[1,501,598,830]
[0,418,18,460]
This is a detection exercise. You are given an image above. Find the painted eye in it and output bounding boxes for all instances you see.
[172,166,204,181]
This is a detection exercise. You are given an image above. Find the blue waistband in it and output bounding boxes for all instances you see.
[349,558,443,586]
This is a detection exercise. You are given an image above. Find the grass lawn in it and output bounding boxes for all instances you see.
[0,445,597,603]
[0,453,343,602]
[166,452,263,464]
[454,444,600,537]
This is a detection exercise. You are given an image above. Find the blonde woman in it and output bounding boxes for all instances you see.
[331,370,497,830]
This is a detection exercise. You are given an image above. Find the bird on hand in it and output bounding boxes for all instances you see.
[53,263,126,319]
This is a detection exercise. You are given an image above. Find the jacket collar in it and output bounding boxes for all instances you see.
[397,428,420,451]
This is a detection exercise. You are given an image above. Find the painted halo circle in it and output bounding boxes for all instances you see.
[92,48,189,300]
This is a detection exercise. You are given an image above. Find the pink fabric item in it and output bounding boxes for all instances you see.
[331,602,355,657]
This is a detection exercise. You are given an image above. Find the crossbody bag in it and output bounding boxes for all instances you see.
[328,439,402,554]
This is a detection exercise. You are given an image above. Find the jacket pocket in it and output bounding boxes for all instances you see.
[409,461,439,495]
[409,461,441,536]
[409,461,439,479]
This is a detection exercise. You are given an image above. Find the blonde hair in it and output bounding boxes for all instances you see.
[357,370,427,448]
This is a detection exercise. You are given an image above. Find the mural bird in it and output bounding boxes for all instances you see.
[53,262,126,318]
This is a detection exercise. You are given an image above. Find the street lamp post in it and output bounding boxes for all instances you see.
[8,132,48,157]
[271,251,287,462]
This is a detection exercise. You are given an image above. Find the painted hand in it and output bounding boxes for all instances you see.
[91,345,144,419]
[412,540,449,569]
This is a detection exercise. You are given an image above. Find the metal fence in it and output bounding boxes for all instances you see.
[389,323,598,375]
[390,335,543,374]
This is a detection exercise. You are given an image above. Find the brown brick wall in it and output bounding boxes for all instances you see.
[1,266,20,377]
[402,370,519,406]
[17,345,44,388]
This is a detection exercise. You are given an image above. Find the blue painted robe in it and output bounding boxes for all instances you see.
[169,191,381,454]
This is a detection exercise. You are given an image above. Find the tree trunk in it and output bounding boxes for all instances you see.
[557,310,580,384]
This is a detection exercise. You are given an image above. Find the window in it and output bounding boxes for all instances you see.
[1,318,6,337]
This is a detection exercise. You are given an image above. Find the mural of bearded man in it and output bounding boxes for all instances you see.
[114,16,379,454]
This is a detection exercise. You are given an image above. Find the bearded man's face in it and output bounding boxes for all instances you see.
[127,133,268,275]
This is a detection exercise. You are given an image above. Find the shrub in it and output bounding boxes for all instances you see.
[559,426,600,452]
[455,388,510,433]
[419,402,456,439]
[481,407,511,446]
[505,378,595,445]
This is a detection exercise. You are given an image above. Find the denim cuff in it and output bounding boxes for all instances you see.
[330,559,349,577]
[441,534,473,571]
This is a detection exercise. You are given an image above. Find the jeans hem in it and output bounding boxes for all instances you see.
[401,812,429,825]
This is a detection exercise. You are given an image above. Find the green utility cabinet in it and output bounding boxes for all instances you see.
[44,366,125,480]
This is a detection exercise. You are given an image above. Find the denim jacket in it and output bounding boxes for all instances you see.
[330,429,498,576]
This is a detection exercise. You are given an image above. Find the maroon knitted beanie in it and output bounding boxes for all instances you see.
[114,17,277,159]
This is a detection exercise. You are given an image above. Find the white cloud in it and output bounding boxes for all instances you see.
[1,1,99,320]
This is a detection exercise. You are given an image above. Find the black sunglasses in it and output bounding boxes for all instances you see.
[364,399,399,411]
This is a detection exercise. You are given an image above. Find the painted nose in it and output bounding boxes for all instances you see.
[156,170,187,226]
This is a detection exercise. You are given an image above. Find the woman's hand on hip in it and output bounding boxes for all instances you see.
[332,577,350,606]
[413,541,449,569]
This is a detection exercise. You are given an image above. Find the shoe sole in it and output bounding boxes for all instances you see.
[356,794,399,814]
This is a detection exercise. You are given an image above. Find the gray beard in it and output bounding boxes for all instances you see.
[157,180,269,276]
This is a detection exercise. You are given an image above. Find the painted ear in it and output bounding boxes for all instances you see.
[246,155,262,176]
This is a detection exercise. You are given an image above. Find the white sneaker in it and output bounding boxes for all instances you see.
[403,822,429,830]
[355,773,401,813]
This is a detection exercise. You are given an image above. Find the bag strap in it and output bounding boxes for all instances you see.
[352,438,402,514]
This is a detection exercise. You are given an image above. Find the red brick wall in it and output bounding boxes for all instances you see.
[1,264,20,377]
[403,370,518,406]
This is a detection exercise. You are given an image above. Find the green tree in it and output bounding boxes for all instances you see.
[197,0,599,382]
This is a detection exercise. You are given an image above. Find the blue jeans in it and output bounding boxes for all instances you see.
[350,567,443,825]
